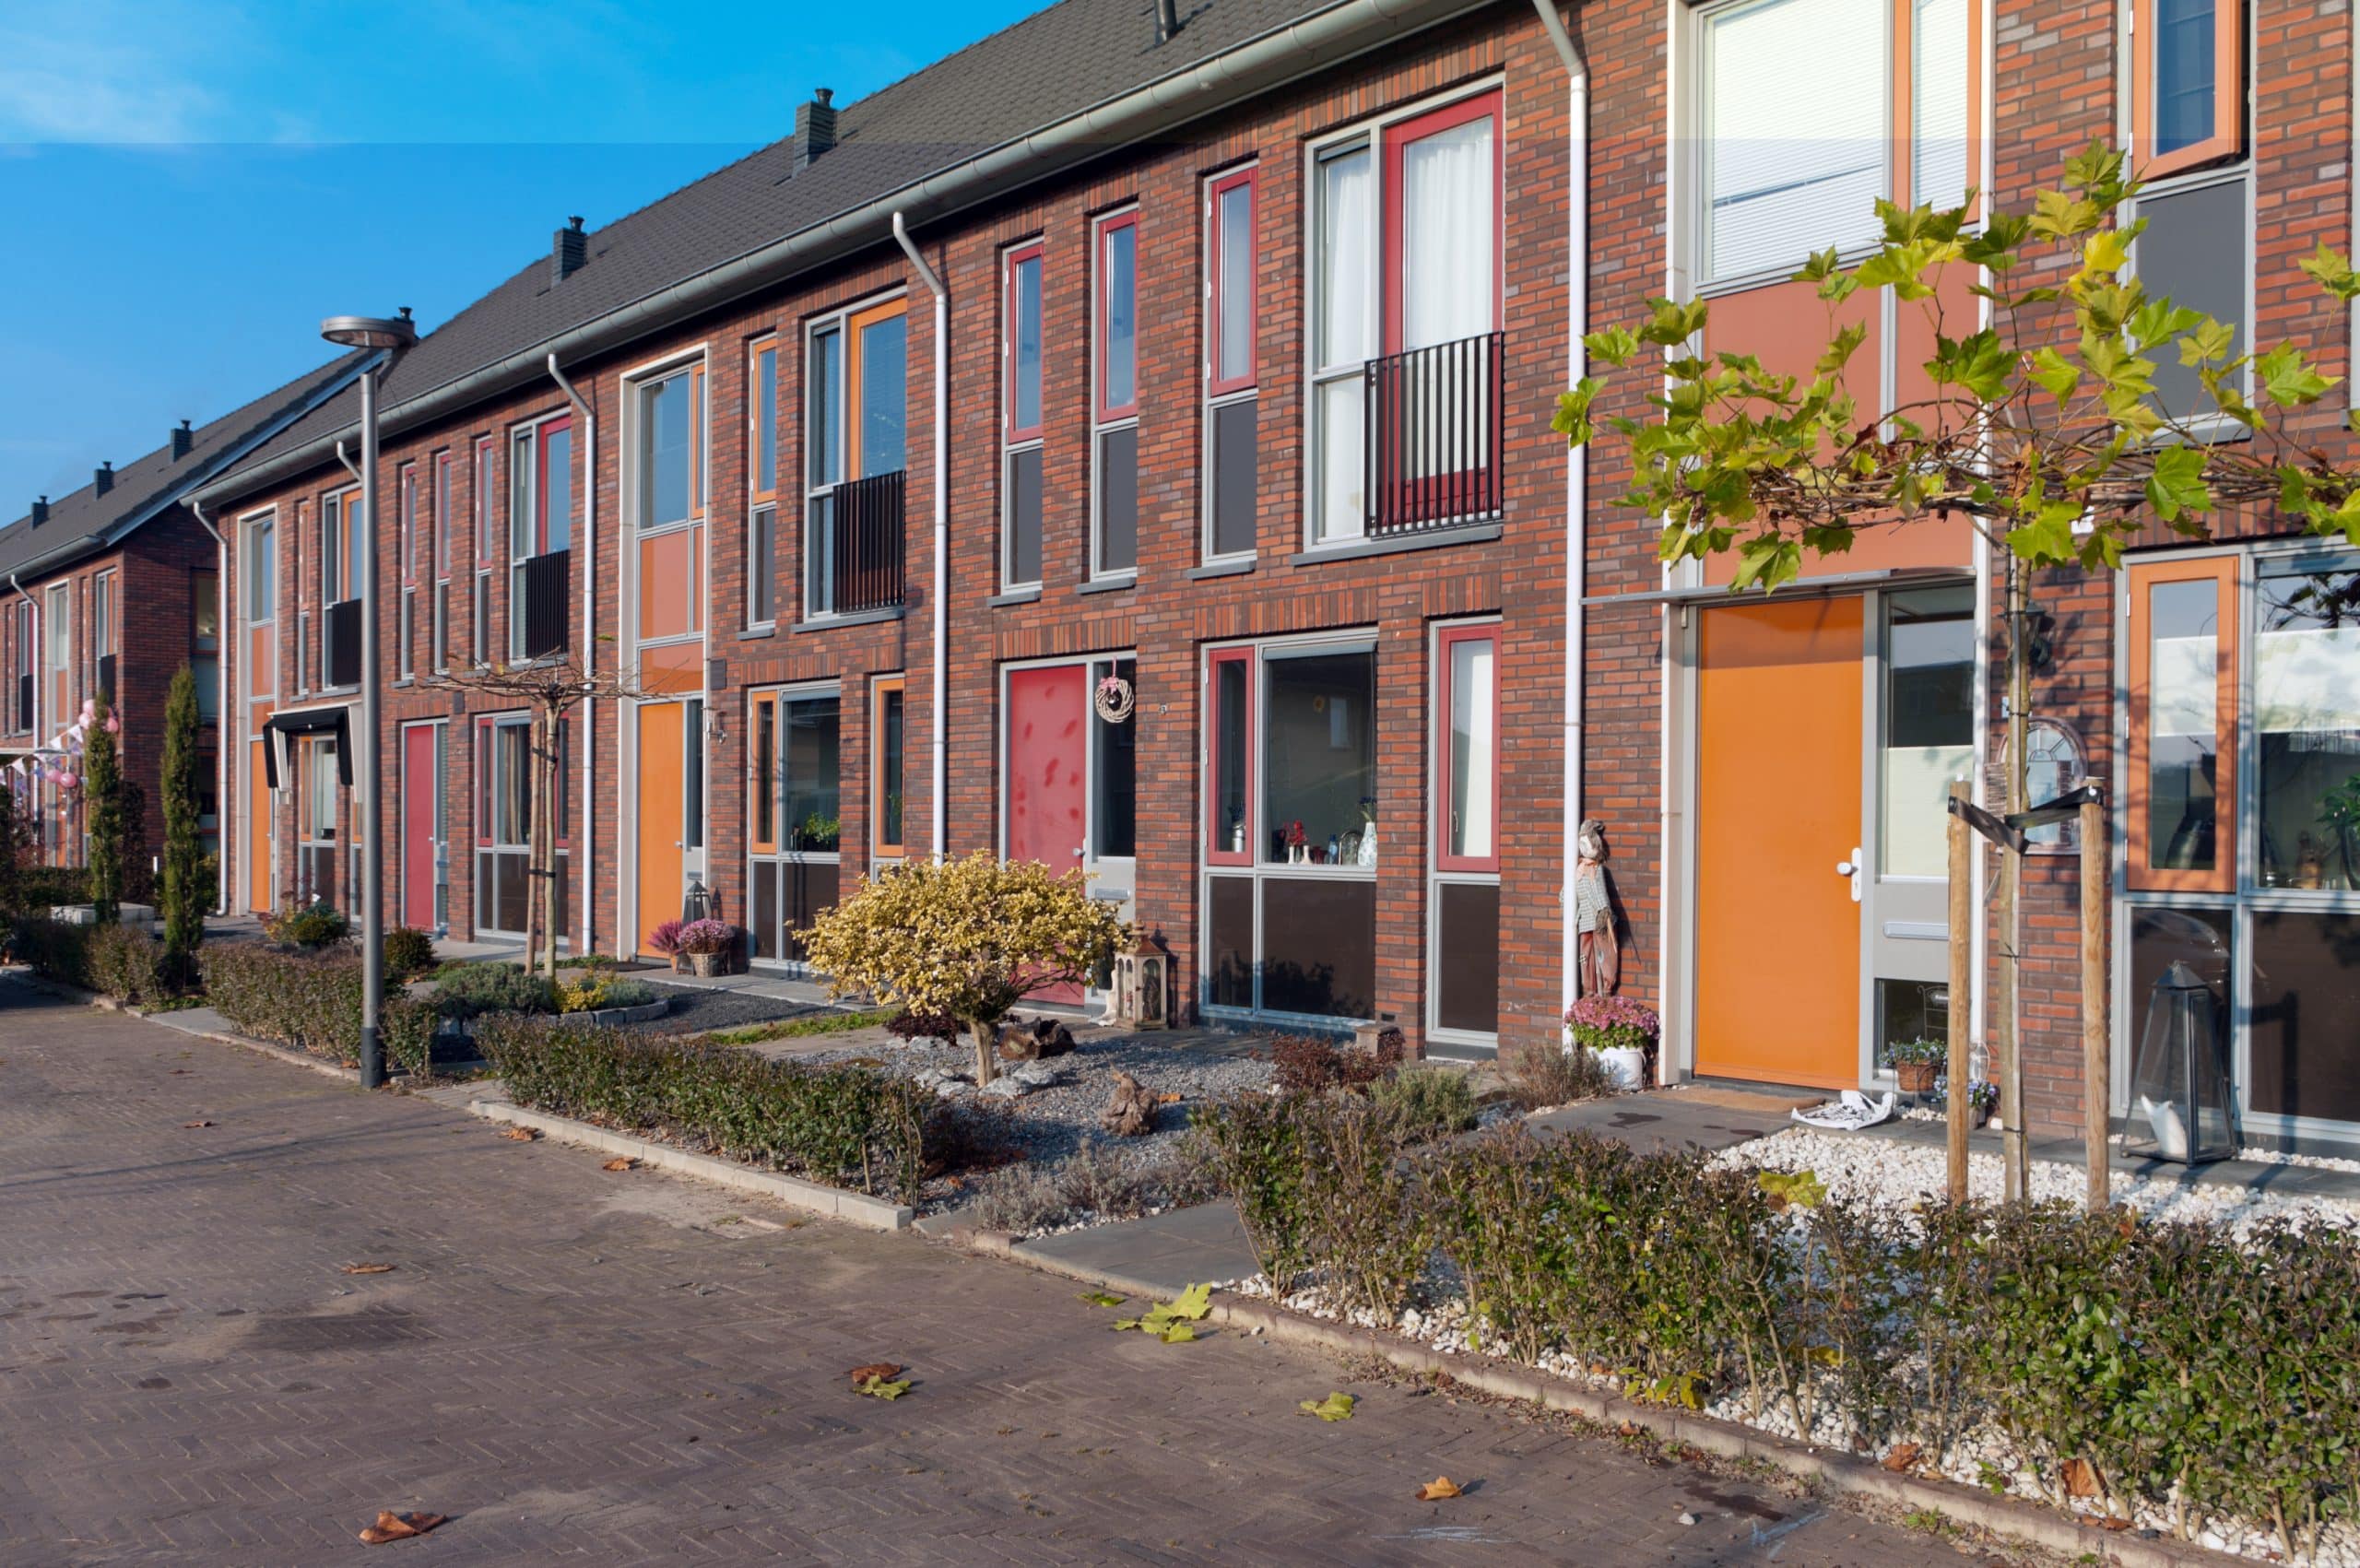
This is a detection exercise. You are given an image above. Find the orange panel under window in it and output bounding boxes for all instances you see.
[641,640,702,696]
[2127,555,2238,893]
[637,528,700,641]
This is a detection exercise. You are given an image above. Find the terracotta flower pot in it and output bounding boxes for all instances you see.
[1895,1059,1939,1094]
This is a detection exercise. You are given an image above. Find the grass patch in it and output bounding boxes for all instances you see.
[702,1007,895,1046]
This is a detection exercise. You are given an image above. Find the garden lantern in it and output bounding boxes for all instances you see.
[1114,936,1168,1031]
[680,878,715,925]
[2122,960,2238,1164]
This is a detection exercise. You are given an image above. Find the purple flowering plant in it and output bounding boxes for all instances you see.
[1564,995,1661,1055]
[676,918,737,955]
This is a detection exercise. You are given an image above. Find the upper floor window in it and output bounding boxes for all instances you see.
[10,599,30,731]
[245,513,275,622]
[636,364,705,532]
[2133,0,2242,178]
[749,338,780,627]
[511,416,572,560]
[1092,208,1139,579]
[323,488,363,604]
[1205,166,1260,562]
[92,570,116,660]
[806,299,909,618]
[1701,0,1976,283]
[1310,88,1504,545]
[1002,241,1045,589]
[43,583,69,673]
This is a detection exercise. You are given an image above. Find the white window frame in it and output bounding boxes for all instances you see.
[1202,161,1260,566]
[1090,206,1141,584]
[1427,616,1503,1049]
[619,348,708,682]
[802,291,909,621]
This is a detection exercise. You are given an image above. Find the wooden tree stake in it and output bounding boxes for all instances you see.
[2080,792,2110,1211]
[1947,781,1973,1205]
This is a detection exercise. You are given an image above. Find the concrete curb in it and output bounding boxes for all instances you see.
[199,1031,365,1085]
[954,1224,2235,1568]
[463,1096,914,1232]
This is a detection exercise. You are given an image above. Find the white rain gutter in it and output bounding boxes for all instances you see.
[548,354,598,956]
[891,211,950,864]
[188,497,231,914]
[190,0,1490,513]
[335,440,362,483]
[1529,0,1590,1015]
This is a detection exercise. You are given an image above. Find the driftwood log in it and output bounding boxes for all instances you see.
[997,1016,1078,1062]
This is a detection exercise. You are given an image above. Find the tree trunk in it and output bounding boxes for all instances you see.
[967,1017,998,1086]
[537,707,559,978]
[1998,554,2031,1203]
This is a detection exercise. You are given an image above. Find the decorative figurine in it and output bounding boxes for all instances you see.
[1574,818,1619,996]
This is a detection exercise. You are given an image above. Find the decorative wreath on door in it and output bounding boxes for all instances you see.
[1093,674,1135,724]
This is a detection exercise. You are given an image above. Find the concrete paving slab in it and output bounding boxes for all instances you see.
[1014,1201,1259,1294]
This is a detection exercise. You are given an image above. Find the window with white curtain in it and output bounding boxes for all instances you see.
[1912,0,1972,215]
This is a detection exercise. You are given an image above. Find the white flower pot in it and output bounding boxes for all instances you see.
[1594,1045,1646,1091]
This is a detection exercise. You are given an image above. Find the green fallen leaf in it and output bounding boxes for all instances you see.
[1156,1322,1197,1344]
[1299,1392,1356,1422]
[856,1375,912,1400]
[1111,1318,1143,1332]
[1110,1284,1214,1343]
[1756,1169,1827,1210]
[1079,1291,1126,1308]
[1164,1283,1213,1322]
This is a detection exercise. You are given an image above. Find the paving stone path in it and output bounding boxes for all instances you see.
[0,976,1992,1566]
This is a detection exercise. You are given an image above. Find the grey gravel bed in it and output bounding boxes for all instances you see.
[800,1027,1275,1166]
[634,984,833,1036]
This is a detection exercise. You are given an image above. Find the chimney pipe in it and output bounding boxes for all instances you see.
[1155,0,1180,44]
[30,496,49,526]
[93,461,113,496]
[793,88,837,171]
[552,216,588,284]
[170,419,194,459]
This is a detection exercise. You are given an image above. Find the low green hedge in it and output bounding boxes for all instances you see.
[1194,1096,2360,1557]
[14,918,169,1006]
[477,1015,928,1202]
[200,945,437,1073]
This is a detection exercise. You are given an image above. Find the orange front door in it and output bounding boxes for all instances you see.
[1693,598,1864,1089]
[247,738,273,914]
[637,702,685,951]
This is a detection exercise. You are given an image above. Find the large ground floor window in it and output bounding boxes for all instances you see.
[1430,620,1500,1043]
[748,684,840,968]
[2122,546,2360,1148]
[1202,635,1379,1025]
[475,712,569,937]
[295,733,347,910]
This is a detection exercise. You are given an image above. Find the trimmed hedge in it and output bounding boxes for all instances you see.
[13,918,168,1006]
[200,945,437,1073]
[1195,1100,2360,1558]
[477,1015,928,1202]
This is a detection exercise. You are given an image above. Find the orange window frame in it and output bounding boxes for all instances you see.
[872,675,906,859]
[2130,0,2243,180]
[1890,0,1986,217]
[749,338,779,506]
[2126,554,2238,893]
[749,690,779,855]
[844,299,909,478]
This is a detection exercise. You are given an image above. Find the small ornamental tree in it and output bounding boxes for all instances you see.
[83,696,124,925]
[799,851,1128,1085]
[160,665,206,982]
[1559,142,2360,1185]
[0,773,25,923]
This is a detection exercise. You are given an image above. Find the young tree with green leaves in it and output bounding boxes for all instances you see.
[160,665,206,981]
[1557,142,2360,1191]
[83,697,124,925]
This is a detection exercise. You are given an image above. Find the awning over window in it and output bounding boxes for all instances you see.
[260,705,353,790]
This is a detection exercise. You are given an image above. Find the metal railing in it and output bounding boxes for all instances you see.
[519,548,571,659]
[324,598,361,689]
[830,469,905,615]
[1363,330,1504,535]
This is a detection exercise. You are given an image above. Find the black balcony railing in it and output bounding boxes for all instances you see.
[520,548,571,659]
[1364,330,1504,536]
[831,469,905,615]
[325,597,361,689]
[16,671,31,732]
[95,654,116,706]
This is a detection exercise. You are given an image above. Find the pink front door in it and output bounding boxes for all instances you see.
[1006,665,1088,1004]
[401,725,440,930]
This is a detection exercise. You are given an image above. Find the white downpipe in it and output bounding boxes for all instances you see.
[1531,0,1590,1017]
[892,211,950,864]
[548,354,597,956]
[187,497,231,915]
[7,572,37,799]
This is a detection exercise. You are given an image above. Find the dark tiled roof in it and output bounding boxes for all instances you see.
[0,352,370,579]
[215,0,1354,490]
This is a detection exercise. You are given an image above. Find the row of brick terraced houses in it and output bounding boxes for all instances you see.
[8,0,2354,1150]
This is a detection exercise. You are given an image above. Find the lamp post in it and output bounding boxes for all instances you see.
[319,311,418,1089]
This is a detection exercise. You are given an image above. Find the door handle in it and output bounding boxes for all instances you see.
[1835,847,1863,903]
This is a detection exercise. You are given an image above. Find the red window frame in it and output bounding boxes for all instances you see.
[1434,624,1502,875]
[522,415,572,557]
[1094,210,1139,424]
[1004,240,1045,443]
[1379,89,1504,357]
[1205,166,1258,397]
[1205,646,1256,867]
[433,451,453,579]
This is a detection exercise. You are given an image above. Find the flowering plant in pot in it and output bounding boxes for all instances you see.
[1886,1036,1946,1094]
[646,918,689,973]
[1931,1073,2000,1126]
[676,918,737,976]
[1564,996,1659,1090]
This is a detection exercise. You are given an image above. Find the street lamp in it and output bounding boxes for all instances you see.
[320,310,418,1089]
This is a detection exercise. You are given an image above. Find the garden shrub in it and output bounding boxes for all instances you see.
[1187,1091,1321,1288]
[201,946,365,1064]
[86,924,169,1006]
[1369,1067,1478,1143]
[475,1015,929,1202]
[16,865,91,914]
[1268,1032,1398,1094]
[382,926,437,982]
[966,1138,1220,1236]
[382,995,444,1079]
[433,961,553,1020]
[13,917,96,988]
[1295,1097,1432,1323]
[885,1007,960,1043]
[264,900,350,950]
[1498,1038,1615,1111]
[555,974,657,1013]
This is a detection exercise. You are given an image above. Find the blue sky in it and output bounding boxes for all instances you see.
[0,0,1034,513]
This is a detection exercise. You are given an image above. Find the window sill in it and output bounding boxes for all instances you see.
[1292,521,1502,567]
[794,606,905,634]
[737,625,777,642]
[1186,558,1256,581]
[1077,574,1136,596]
[987,587,1042,607]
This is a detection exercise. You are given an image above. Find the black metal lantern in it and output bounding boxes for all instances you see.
[680,878,715,924]
[2122,960,2238,1164]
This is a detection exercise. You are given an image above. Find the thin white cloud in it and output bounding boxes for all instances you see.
[0,3,239,143]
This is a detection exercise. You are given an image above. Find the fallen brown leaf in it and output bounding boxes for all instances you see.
[341,1263,396,1276]
[357,1509,447,1545]
[846,1362,903,1385]
[501,1126,539,1142]
[2061,1457,2101,1499]
[1417,1477,1462,1502]
[601,1157,637,1172]
[1154,1091,1184,1104]
[1882,1443,1922,1472]
[2099,1516,2132,1532]
[181,1120,214,1129]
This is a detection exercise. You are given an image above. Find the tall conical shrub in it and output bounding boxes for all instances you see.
[85,696,123,925]
[161,665,205,980]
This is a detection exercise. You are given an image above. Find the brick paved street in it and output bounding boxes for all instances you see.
[0,977,1983,1566]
